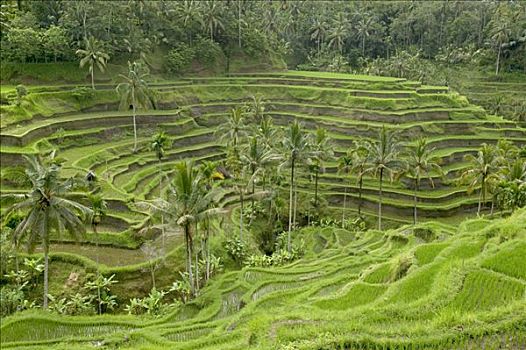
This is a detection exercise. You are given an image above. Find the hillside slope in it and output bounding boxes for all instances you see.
[1,209,525,349]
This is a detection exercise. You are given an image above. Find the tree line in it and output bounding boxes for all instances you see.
[1,1,524,74]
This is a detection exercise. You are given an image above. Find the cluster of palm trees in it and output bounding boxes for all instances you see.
[215,99,337,253]
[310,12,376,56]
[460,140,526,215]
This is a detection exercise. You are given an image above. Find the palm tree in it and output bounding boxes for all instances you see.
[177,0,202,43]
[489,7,512,75]
[460,144,500,216]
[201,1,225,41]
[310,18,327,54]
[355,16,374,56]
[255,115,278,154]
[151,130,170,249]
[116,61,155,153]
[328,24,348,54]
[350,141,370,217]
[216,106,248,156]
[338,140,370,224]
[365,127,403,230]
[241,136,277,207]
[404,138,443,224]
[281,120,311,252]
[246,95,268,123]
[87,193,107,315]
[337,153,353,226]
[76,37,110,90]
[170,161,211,295]
[309,128,333,212]
[8,152,92,309]
[151,130,169,196]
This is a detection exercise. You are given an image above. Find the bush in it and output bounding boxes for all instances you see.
[224,237,247,264]
[166,43,195,75]
[124,288,171,316]
[413,227,437,242]
[166,38,223,75]
[72,86,95,108]
[15,84,28,106]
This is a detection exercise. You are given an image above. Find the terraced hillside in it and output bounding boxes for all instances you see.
[1,208,525,349]
[2,71,524,236]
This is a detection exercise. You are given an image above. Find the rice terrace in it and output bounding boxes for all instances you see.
[0,1,525,349]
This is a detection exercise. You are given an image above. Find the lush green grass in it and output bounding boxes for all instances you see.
[1,208,525,349]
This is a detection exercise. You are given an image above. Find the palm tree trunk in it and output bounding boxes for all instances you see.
[378,168,384,230]
[91,68,95,90]
[251,170,255,208]
[342,185,347,228]
[239,189,244,240]
[478,176,485,215]
[159,160,165,251]
[185,224,194,296]
[43,246,49,309]
[495,44,501,75]
[206,219,210,281]
[358,175,363,216]
[413,177,419,225]
[288,157,295,253]
[94,223,102,315]
[195,245,199,292]
[238,0,242,48]
[293,180,298,230]
[132,95,138,153]
[150,259,156,290]
[362,36,365,56]
[314,167,319,209]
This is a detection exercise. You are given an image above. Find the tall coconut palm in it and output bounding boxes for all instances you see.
[241,136,277,207]
[255,115,278,154]
[177,0,202,43]
[201,1,225,41]
[246,95,268,123]
[460,143,500,216]
[216,106,248,156]
[281,120,311,252]
[404,138,443,224]
[337,153,353,226]
[309,128,333,212]
[170,161,212,296]
[116,61,155,153]
[350,141,370,217]
[489,8,512,75]
[355,16,374,56]
[8,152,92,309]
[151,130,170,249]
[76,37,110,90]
[328,24,348,54]
[310,18,328,54]
[365,127,403,230]
[87,193,107,315]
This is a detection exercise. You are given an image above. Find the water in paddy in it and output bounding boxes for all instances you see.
[30,230,183,266]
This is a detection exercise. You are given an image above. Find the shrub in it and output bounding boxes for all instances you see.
[224,237,247,264]
[15,84,28,106]
[124,288,171,316]
[245,254,273,268]
[72,86,95,108]
[166,43,195,75]
[413,227,436,242]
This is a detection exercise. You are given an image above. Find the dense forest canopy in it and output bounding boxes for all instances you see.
[1,0,525,75]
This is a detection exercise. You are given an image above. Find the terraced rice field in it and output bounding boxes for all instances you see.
[2,72,524,239]
[1,208,525,349]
